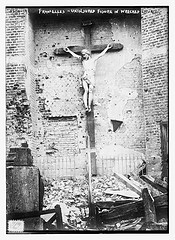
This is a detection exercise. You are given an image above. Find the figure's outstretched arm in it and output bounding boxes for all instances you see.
[94,43,113,61]
[64,47,81,60]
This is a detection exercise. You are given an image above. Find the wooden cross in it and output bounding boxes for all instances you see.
[54,20,123,176]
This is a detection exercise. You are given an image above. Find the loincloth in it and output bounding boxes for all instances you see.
[82,72,95,86]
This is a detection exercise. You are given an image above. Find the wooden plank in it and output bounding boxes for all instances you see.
[142,188,157,223]
[95,199,139,209]
[100,200,144,222]
[82,22,92,50]
[99,193,167,222]
[7,208,56,220]
[91,43,123,53]
[46,214,57,226]
[86,107,95,148]
[114,173,142,196]
[54,43,123,55]
[154,177,168,189]
[140,175,167,193]
[87,135,93,217]
[104,189,140,198]
[95,193,167,211]
[86,106,97,175]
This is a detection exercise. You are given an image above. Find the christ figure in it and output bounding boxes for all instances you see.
[64,43,112,112]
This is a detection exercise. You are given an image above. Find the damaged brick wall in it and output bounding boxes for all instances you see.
[141,8,168,178]
[93,15,145,172]
[6,8,32,151]
[33,16,87,178]
[6,8,37,160]
[33,13,145,178]
[37,116,85,178]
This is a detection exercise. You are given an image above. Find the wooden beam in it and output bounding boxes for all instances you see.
[99,193,167,223]
[114,173,142,196]
[140,175,168,193]
[95,199,139,209]
[86,107,97,175]
[7,208,56,220]
[91,43,123,53]
[87,135,93,217]
[82,20,92,50]
[142,188,157,223]
[54,43,123,56]
[100,200,144,222]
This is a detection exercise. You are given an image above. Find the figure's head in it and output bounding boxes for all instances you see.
[81,49,91,60]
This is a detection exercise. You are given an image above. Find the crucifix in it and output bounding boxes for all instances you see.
[54,20,123,176]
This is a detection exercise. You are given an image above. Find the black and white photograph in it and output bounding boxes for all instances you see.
[5,5,170,234]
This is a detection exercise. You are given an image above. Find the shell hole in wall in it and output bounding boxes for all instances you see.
[111,120,123,132]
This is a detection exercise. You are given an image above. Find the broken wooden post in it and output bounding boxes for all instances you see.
[141,188,168,231]
[142,188,157,223]
[55,205,63,230]
[95,206,102,228]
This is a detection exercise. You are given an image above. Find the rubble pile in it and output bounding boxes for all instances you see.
[42,174,168,231]
[42,175,130,230]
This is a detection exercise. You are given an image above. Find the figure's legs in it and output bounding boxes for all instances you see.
[88,84,94,112]
[82,80,89,111]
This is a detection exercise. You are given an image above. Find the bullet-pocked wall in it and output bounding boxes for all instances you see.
[32,11,145,178]
[33,15,87,178]
[93,14,145,171]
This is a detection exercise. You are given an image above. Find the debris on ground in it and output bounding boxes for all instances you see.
[42,175,136,229]
[42,174,168,231]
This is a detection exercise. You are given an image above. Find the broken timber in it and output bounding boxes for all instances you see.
[140,175,168,193]
[142,188,157,223]
[96,199,139,210]
[98,193,167,223]
[114,173,142,196]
